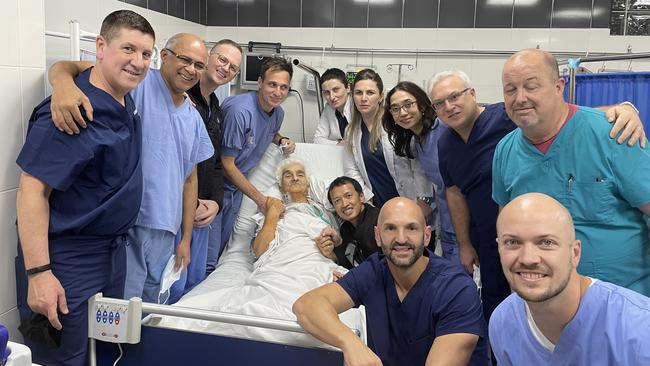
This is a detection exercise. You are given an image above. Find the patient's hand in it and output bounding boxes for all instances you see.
[332,271,345,282]
[265,197,285,219]
[315,227,340,260]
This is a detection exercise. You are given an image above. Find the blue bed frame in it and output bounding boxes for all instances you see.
[89,296,347,366]
[95,326,343,365]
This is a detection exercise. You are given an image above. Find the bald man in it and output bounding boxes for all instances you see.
[490,193,650,365]
[492,49,650,297]
[293,197,488,366]
[46,32,214,302]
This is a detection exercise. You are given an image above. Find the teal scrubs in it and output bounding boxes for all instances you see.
[492,106,650,296]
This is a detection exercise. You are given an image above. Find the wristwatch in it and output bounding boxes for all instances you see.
[417,196,434,205]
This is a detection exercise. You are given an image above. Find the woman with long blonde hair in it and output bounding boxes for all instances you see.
[343,69,432,208]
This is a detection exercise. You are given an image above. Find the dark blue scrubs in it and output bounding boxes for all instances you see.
[15,68,143,366]
[338,250,488,366]
[437,102,513,322]
[360,123,399,207]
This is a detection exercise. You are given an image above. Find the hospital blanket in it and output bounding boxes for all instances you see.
[152,205,365,348]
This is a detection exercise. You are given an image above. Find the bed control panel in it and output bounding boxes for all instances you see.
[88,293,142,344]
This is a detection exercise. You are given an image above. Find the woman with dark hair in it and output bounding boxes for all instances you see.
[383,81,459,264]
[343,69,432,209]
[313,68,353,145]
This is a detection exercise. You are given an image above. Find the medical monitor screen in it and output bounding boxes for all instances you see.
[241,54,273,90]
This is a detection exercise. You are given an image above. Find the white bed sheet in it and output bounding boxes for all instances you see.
[151,143,366,348]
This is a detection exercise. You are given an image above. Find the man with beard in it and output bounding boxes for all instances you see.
[490,193,650,365]
[293,197,488,366]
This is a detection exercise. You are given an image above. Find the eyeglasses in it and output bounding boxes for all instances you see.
[164,48,206,71]
[431,88,471,110]
[389,101,418,115]
[213,53,240,75]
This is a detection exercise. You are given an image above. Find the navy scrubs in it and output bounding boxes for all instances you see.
[15,68,143,366]
[437,102,514,322]
[360,123,399,207]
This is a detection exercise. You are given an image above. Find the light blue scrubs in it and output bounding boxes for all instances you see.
[220,92,284,250]
[125,69,214,302]
[489,280,650,365]
[492,106,650,296]
[414,119,459,263]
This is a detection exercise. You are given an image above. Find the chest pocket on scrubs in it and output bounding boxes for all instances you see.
[563,178,615,224]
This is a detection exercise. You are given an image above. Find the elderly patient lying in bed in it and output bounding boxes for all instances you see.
[154,159,360,346]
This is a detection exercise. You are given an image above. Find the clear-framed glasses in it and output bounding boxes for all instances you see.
[431,87,471,110]
[164,48,206,71]
[389,101,419,115]
[214,53,240,75]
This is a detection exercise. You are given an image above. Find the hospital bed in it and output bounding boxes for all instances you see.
[93,143,365,365]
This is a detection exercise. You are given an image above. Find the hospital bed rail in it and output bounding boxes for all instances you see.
[89,295,357,366]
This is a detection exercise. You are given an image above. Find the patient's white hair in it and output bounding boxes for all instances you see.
[427,70,472,96]
[275,157,309,185]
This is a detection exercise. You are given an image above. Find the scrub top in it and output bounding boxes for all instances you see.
[221,91,284,190]
[360,123,399,207]
[131,69,214,234]
[492,106,650,296]
[338,250,488,366]
[489,280,650,365]
[414,119,456,245]
[438,102,515,245]
[17,67,143,240]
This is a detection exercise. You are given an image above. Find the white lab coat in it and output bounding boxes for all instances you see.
[343,122,433,202]
[313,96,353,145]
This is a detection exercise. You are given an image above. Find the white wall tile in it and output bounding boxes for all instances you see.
[436,29,474,50]
[548,29,590,53]
[511,29,550,50]
[473,29,513,51]
[0,190,18,315]
[332,28,369,48]
[0,68,23,191]
[45,0,99,34]
[0,308,22,343]
[470,58,507,87]
[20,69,46,140]
[0,0,20,67]
[297,28,335,47]
[400,29,438,50]
[18,0,46,69]
[206,26,242,44]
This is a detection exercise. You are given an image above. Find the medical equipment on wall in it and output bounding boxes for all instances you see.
[292,58,323,115]
[386,63,415,82]
[240,41,285,90]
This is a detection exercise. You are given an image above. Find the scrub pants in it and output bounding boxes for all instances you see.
[475,241,511,323]
[15,236,126,366]
[205,214,223,275]
[219,189,244,254]
[124,226,175,303]
[168,226,210,304]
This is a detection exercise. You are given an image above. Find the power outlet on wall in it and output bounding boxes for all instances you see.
[306,77,317,91]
